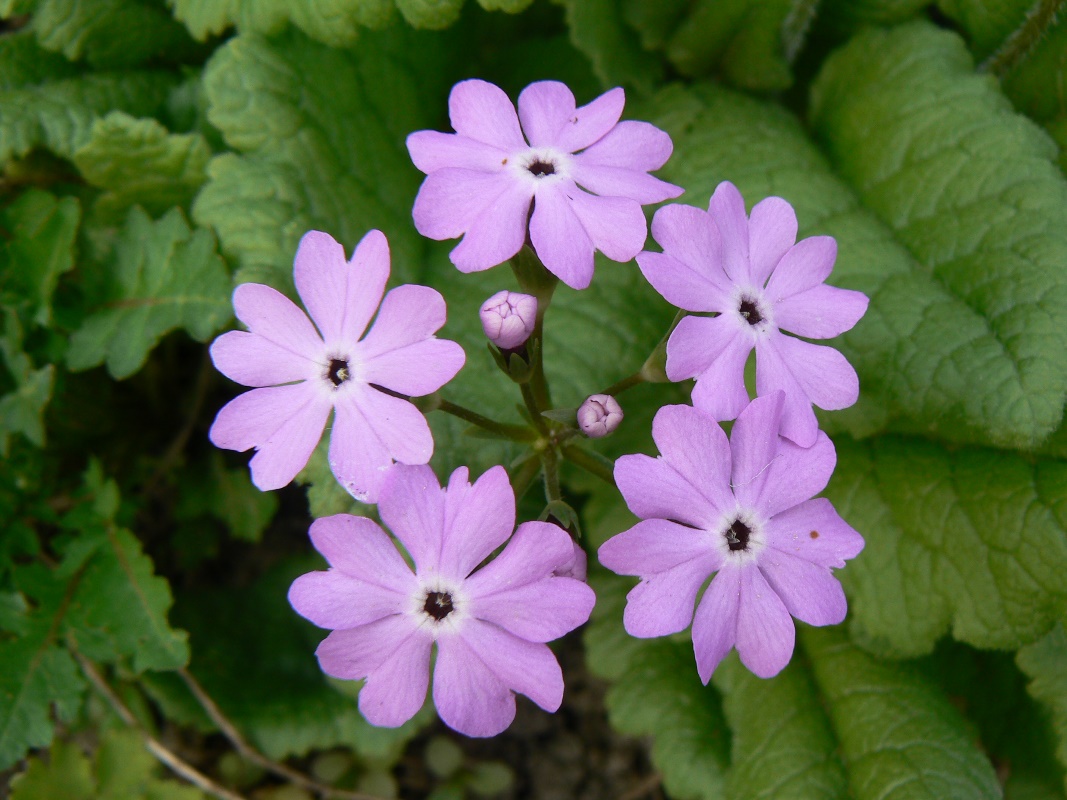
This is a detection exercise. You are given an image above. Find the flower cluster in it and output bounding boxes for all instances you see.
[207,77,867,736]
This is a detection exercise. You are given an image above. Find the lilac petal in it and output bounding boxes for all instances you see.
[461,621,566,713]
[765,497,864,568]
[728,392,785,509]
[465,520,572,595]
[359,284,446,358]
[469,577,595,642]
[316,618,431,728]
[652,404,735,515]
[209,384,315,451]
[578,120,674,172]
[708,181,752,286]
[232,283,322,357]
[765,236,837,300]
[243,388,331,491]
[748,197,797,288]
[572,162,682,204]
[433,632,515,737]
[517,81,575,147]
[288,571,408,630]
[748,431,836,518]
[362,338,465,397]
[407,130,506,173]
[307,514,416,586]
[378,463,445,572]
[450,179,533,273]
[758,551,847,627]
[753,335,819,448]
[615,453,719,529]
[636,252,726,313]
[735,565,795,678]
[440,465,514,578]
[210,331,314,387]
[598,518,720,575]
[566,190,647,263]
[556,87,625,152]
[330,388,434,503]
[413,168,517,241]
[623,553,721,638]
[670,317,752,422]
[766,334,860,412]
[529,184,595,290]
[341,229,392,342]
[648,204,730,299]
[448,79,525,150]
[293,230,348,344]
[691,565,741,684]
[774,285,869,340]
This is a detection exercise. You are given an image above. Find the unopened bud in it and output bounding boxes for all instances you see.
[577,394,623,438]
[480,290,537,350]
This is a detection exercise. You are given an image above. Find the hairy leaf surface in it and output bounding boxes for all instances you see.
[1018,623,1067,794]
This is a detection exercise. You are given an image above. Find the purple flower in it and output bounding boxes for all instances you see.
[637,181,869,447]
[480,290,537,350]
[289,464,597,737]
[598,394,863,681]
[208,230,465,502]
[577,394,623,438]
[408,79,683,290]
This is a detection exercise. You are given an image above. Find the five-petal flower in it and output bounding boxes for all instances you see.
[598,393,864,682]
[408,79,683,290]
[289,464,596,737]
[637,181,869,447]
[208,229,465,502]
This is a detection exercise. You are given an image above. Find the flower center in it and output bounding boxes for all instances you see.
[724,518,752,552]
[527,159,556,178]
[327,358,350,387]
[423,590,454,621]
[738,296,764,326]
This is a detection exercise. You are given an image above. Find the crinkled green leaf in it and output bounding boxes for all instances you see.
[0,30,76,90]
[557,0,665,92]
[66,206,230,379]
[1018,623,1067,794]
[72,111,210,219]
[0,188,80,325]
[31,0,200,68]
[394,0,464,28]
[194,25,461,289]
[803,626,1001,799]
[9,738,94,800]
[0,563,85,771]
[0,67,176,163]
[585,574,729,800]
[817,0,928,30]
[825,435,1067,656]
[143,558,431,761]
[59,465,190,672]
[0,0,37,16]
[713,655,848,799]
[938,0,1035,58]
[175,451,278,542]
[1003,13,1067,123]
[0,311,54,455]
[810,22,1067,448]
[170,0,396,46]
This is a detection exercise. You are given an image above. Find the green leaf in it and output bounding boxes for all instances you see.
[0,563,85,771]
[0,188,80,325]
[0,311,54,454]
[937,0,1036,58]
[713,655,848,799]
[1002,13,1067,124]
[66,206,230,380]
[825,435,1067,656]
[193,25,462,289]
[72,111,210,219]
[816,0,929,30]
[803,626,1001,799]
[584,574,729,800]
[175,451,279,543]
[809,22,1067,448]
[1018,623,1067,794]
[556,0,665,92]
[0,68,176,163]
[0,30,76,90]
[394,0,464,28]
[30,0,201,68]
[59,463,190,672]
[9,738,94,800]
[0,0,38,17]
[170,0,396,46]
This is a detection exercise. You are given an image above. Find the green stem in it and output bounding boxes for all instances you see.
[435,399,536,442]
[562,444,617,487]
[541,447,562,502]
[520,382,549,435]
[982,0,1065,76]
[600,371,646,398]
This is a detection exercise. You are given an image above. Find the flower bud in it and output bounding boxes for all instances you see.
[480,290,537,350]
[577,394,623,438]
